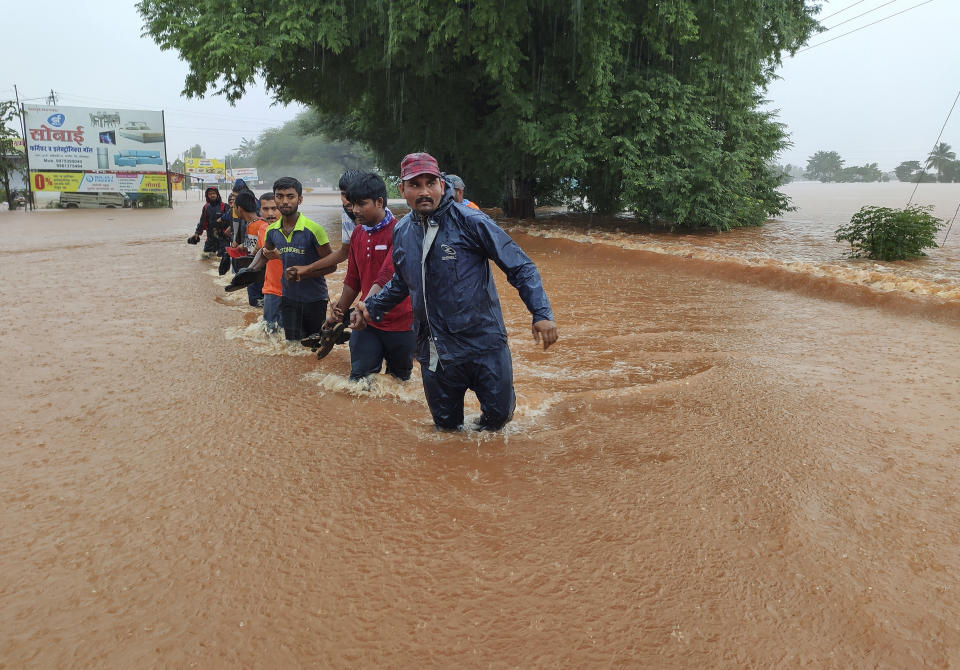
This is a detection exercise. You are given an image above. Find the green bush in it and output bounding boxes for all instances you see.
[835,205,943,261]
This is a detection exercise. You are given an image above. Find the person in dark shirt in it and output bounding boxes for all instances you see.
[188,187,230,257]
[354,153,558,431]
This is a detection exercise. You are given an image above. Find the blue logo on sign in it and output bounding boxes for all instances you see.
[47,113,65,127]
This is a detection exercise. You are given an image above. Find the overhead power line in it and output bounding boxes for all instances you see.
[823,0,902,32]
[906,87,960,207]
[17,90,301,129]
[799,0,936,52]
[820,0,871,21]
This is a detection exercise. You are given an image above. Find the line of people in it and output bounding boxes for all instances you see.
[188,154,558,431]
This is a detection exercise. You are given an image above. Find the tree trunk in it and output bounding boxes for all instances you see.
[502,176,536,219]
[0,169,10,210]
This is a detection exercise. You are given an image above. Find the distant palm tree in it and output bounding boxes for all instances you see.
[926,142,956,182]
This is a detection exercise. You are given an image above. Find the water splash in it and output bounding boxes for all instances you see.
[224,321,315,356]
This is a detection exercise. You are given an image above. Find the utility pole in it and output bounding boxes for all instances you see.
[46,89,57,105]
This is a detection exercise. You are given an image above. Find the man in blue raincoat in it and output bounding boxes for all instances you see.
[353,152,558,431]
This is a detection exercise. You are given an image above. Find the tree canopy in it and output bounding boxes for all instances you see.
[805,150,843,182]
[926,142,956,182]
[139,0,818,228]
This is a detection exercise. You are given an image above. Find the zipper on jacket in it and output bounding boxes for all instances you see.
[420,215,441,372]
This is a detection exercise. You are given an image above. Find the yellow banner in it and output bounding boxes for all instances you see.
[31,172,84,191]
[185,157,225,172]
[137,174,168,193]
[31,171,169,193]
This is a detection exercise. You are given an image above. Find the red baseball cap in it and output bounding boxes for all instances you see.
[400,152,441,181]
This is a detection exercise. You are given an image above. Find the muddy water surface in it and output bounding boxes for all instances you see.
[1,192,958,668]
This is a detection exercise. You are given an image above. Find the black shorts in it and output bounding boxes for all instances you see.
[280,298,327,341]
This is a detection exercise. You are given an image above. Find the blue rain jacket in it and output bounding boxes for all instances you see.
[365,182,553,367]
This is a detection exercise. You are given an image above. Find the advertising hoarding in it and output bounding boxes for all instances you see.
[185,157,226,183]
[24,104,168,194]
[25,104,166,172]
[227,167,259,182]
[31,172,169,194]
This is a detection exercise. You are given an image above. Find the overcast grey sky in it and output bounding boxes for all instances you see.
[5,0,304,160]
[765,0,960,170]
[6,1,958,171]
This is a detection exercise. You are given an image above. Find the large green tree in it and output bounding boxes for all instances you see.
[139,0,818,228]
[940,158,960,183]
[837,162,882,183]
[0,101,26,209]
[805,150,844,183]
[926,142,956,183]
[894,160,935,183]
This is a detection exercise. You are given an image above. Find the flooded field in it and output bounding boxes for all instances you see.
[1,186,958,667]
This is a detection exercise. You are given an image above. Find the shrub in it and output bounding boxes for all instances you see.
[835,205,943,260]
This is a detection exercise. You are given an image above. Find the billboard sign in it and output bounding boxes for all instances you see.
[31,171,169,194]
[24,104,166,173]
[24,104,167,194]
[185,157,226,183]
[227,167,259,182]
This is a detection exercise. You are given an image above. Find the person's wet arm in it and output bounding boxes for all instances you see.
[362,272,408,324]
[285,243,336,281]
[330,240,362,321]
[474,216,554,322]
[261,233,280,260]
[474,215,557,349]
[310,242,349,272]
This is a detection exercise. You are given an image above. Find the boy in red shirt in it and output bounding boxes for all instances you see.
[326,173,415,382]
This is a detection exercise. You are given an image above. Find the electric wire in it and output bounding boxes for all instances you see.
[799,0,935,52]
[54,91,296,125]
[940,199,959,246]
[823,0,902,32]
[821,0,871,21]
[906,87,960,207]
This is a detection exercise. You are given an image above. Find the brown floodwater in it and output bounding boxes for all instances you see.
[1,189,959,668]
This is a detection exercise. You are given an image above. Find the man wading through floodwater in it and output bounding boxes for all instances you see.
[262,177,335,341]
[353,152,558,431]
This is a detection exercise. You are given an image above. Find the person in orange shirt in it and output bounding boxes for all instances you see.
[446,174,480,210]
[253,193,283,333]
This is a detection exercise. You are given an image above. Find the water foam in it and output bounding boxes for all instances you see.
[517,226,960,301]
[223,321,315,356]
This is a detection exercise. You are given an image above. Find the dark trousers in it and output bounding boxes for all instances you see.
[246,282,264,307]
[420,346,516,430]
[280,298,327,341]
[348,326,416,381]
